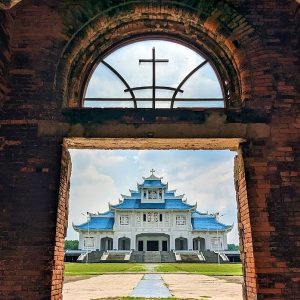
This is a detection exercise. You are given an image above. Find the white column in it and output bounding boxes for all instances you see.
[131,234,136,250]
[187,237,192,250]
[170,235,175,250]
[113,237,118,250]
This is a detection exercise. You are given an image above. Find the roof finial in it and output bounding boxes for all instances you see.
[150,169,155,175]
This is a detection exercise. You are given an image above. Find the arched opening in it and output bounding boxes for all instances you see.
[175,237,188,251]
[193,237,206,251]
[101,237,113,251]
[136,233,170,251]
[84,39,225,109]
[53,2,261,299]
[118,237,131,250]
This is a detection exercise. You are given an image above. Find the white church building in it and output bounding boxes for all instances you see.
[73,171,233,253]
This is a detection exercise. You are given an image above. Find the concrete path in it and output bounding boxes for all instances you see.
[130,274,172,298]
[63,274,143,300]
[63,273,242,299]
[162,273,242,300]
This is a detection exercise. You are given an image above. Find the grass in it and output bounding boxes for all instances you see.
[64,262,242,276]
[64,263,146,276]
[155,263,242,275]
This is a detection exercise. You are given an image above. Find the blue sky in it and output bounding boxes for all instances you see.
[67,150,239,244]
[85,40,223,108]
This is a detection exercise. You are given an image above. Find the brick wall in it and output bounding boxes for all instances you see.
[0,9,10,107]
[0,0,299,299]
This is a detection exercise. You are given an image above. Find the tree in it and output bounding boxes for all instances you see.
[64,240,79,250]
[227,244,240,251]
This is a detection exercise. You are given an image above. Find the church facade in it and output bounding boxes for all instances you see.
[73,172,232,252]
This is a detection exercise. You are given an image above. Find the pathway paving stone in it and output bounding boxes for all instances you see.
[130,274,172,298]
[63,274,143,300]
[63,273,243,299]
[162,273,242,300]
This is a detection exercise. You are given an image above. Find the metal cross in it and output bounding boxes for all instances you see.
[139,47,169,108]
[150,169,155,175]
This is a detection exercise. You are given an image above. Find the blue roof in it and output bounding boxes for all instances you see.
[192,211,206,218]
[139,179,167,188]
[111,198,194,210]
[192,216,231,231]
[74,216,114,230]
[99,211,114,217]
[164,191,176,198]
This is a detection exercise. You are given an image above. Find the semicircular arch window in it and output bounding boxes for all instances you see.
[84,40,225,109]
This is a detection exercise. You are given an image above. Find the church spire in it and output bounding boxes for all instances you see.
[142,169,162,180]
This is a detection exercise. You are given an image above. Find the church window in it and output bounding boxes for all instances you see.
[136,213,141,223]
[149,190,157,199]
[211,237,221,250]
[165,213,169,223]
[143,213,146,222]
[84,237,94,247]
[159,213,163,222]
[120,215,129,225]
[176,215,186,226]
[158,191,162,199]
[147,212,152,222]
[84,40,225,109]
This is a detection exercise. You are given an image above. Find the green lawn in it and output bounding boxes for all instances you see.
[64,262,242,276]
[64,263,146,276]
[155,263,242,275]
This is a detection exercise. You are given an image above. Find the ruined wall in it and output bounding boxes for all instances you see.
[0,0,299,299]
[0,9,10,106]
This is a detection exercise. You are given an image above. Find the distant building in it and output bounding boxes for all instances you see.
[73,171,232,252]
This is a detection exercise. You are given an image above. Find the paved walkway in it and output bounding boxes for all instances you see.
[162,274,242,300]
[130,274,172,298]
[63,274,143,300]
[63,273,242,299]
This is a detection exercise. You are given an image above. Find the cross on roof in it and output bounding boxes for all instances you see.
[150,169,155,175]
[139,47,169,108]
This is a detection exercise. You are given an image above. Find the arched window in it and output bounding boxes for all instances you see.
[84,39,224,109]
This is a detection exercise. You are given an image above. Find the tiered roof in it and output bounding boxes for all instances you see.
[73,172,232,232]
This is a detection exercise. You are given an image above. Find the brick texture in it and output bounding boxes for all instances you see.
[0,0,299,299]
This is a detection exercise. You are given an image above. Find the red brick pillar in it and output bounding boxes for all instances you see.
[51,146,71,299]
[235,152,257,299]
[0,134,63,299]
[241,131,300,299]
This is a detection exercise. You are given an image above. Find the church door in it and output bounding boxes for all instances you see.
[162,241,168,251]
[147,241,159,251]
[138,240,144,251]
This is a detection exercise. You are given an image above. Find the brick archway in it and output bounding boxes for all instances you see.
[55,1,260,109]
[1,1,299,300]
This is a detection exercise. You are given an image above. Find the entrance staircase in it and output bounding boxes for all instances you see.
[161,251,176,262]
[104,251,131,262]
[129,251,144,262]
[77,250,104,263]
[129,251,175,263]
[144,251,161,262]
[179,252,201,262]
[202,251,228,263]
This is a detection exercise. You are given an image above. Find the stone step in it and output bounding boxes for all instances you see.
[77,250,104,263]
[144,251,161,263]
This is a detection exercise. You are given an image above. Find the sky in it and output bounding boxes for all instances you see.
[67,150,239,245]
[85,39,224,108]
